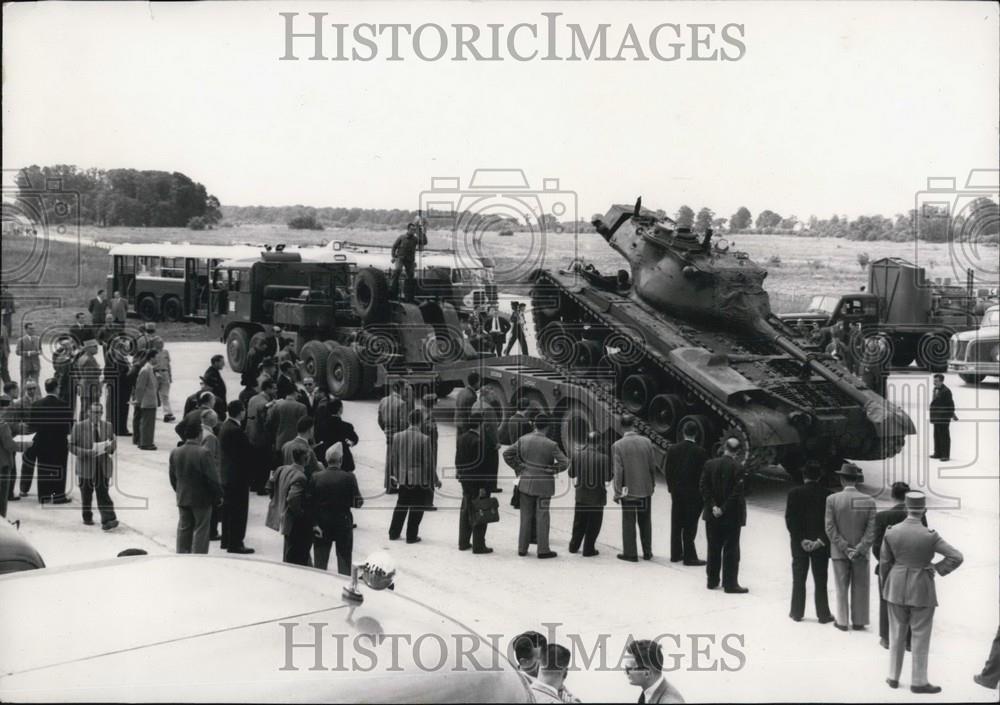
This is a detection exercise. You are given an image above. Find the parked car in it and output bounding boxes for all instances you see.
[948,304,1000,384]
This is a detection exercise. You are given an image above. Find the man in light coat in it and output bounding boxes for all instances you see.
[133,350,160,450]
[377,380,409,492]
[152,340,175,423]
[825,462,877,631]
[880,491,963,694]
[69,401,118,530]
[388,409,438,543]
[266,446,312,565]
[613,414,659,562]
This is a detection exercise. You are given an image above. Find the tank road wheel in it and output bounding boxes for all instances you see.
[622,374,657,415]
[958,373,985,385]
[161,296,183,322]
[916,333,950,373]
[326,345,363,399]
[137,295,158,322]
[573,339,604,368]
[539,321,577,365]
[352,268,390,324]
[560,399,600,456]
[225,327,250,374]
[678,414,717,451]
[299,340,330,388]
[647,394,687,440]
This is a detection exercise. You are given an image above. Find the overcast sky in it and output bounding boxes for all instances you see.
[3,1,997,220]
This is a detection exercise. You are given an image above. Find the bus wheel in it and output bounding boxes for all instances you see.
[326,345,363,399]
[226,327,250,373]
[161,296,183,322]
[300,340,330,389]
[137,296,159,322]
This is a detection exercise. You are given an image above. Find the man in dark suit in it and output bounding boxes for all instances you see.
[613,414,659,562]
[169,423,223,554]
[929,373,956,460]
[246,379,276,494]
[873,481,925,649]
[785,462,834,623]
[281,416,323,477]
[701,437,749,593]
[456,413,496,554]
[503,413,568,558]
[311,443,363,574]
[568,431,612,557]
[481,305,510,356]
[218,400,255,554]
[388,409,438,543]
[29,378,74,504]
[453,372,480,432]
[133,350,160,450]
[297,377,319,416]
[275,361,297,400]
[622,639,685,704]
[267,389,308,469]
[241,338,268,389]
[203,354,227,410]
[499,398,534,445]
[88,289,108,326]
[69,401,118,530]
[664,426,709,566]
[315,396,358,471]
[70,312,94,347]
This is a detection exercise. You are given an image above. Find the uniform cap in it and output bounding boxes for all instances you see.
[904,491,926,510]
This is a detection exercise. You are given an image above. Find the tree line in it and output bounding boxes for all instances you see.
[15,165,221,228]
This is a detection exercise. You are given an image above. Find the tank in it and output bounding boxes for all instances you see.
[530,199,915,477]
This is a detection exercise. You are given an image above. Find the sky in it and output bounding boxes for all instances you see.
[2,1,998,221]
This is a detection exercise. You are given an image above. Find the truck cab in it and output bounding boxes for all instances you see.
[948,304,1000,384]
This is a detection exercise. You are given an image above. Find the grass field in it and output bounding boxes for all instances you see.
[3,224,994,340]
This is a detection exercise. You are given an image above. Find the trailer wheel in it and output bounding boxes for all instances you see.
[160,296,183,322]
[300,340,330,388]
[958,373,985,385]
[917,333,949,372]
[326,345,363,399]
[137,296,159,322]
[678,414,716,450]
[622,374,657,415]
[647,394,687,439]
[559,399,600,456]
[225,327,250,374]
[352,268,390,323]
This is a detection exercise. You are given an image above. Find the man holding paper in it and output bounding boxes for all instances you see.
[70,401,119,530]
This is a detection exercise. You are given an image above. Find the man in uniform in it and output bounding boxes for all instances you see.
[377,380,409,493]
[929,373,956,461]
[503,413,568,559]
[784,462,834,623]
[873,481,925,649]
[388,222,426,302]
[825,462,876,630]
[613,414,659,563]
[665,425,709,566]
[881,491,963,694]
[700,437,749,593]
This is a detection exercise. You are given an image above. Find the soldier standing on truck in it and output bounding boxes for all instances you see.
[388,222,427,302]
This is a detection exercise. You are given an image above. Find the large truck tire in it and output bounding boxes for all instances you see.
[352,268,390,323]
[326,345,363,399]
[299,340,330,388]
[225,327,250,374]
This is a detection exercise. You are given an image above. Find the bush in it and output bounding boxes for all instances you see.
[288,214,325,231]
[767,254,782,267]
[187,216,207,230]
[857,251,870,269]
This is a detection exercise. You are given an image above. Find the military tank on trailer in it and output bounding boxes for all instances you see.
[528,199,915,478]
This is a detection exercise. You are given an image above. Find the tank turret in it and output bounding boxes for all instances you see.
[592,199,770,328]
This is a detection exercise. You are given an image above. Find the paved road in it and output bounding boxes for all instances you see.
[4,343,997,703]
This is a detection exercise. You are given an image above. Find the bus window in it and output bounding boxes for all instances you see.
[137,257,161,277]
[162,258,185,279]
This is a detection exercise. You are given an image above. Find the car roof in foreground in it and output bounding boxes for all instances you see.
[0,555,530,703]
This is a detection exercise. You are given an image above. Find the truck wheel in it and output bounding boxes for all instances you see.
[917,333,950,372]
[137,296,158,322]
[300,340,330,388]
[352,268,390,323]
[958,373,985,385]
[225,327,250,374]
[647,394,687,439]
[326,345,363,399]
[622,374,657,415]
[249,331,268,356]
[678,414,716,451]
[161,296,183,322]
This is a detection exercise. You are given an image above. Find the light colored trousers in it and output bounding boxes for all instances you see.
[157,379,173,416]
[519,493,550,554]
[888,603,934,686]
[832,556,871,627]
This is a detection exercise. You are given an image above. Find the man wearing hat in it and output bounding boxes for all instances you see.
[880,491,963,694]
[873,481,927,649]
[824,462,877,630]
[73,339,102,420]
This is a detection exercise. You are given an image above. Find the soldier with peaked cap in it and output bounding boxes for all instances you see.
[880,491,963,694]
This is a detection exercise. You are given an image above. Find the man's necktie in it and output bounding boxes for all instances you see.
[638,693,646,704]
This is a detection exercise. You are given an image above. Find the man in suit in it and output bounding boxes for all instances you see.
[133,350,160,450]
[388,409,438,543]
[109,290,128,324]
[203,354,227,412]
[28,377,74,504]
[481,305,510,356]
[874,481,926,648]
[665,426,709,566]
[151,340,175,423]
[881,491,963,694]
[88,289,108,326]
[0,412,19,518]
[825,462,877,630]
[510,630,548,681]
[70,312,93,347]
[0,284,14,339]
[169,422,223,554]
[218,400,254,554]
[241,337,268,390]
[311,442,363,575]
[504,301,529,356]
[267,388,308,470]
[499,398,534,445]
[974,627,1000,690]
[529,644,579,704]
[69,401,118,530]
[378,380,409,492]
[103,330,131,436]
[568,431,612,557]
[929,373,957,461]
[297,377,319,416]
[0,326,11,386]
[199,409,223,541]
[785,462,834,623]
[73,339,102,419]
[16,322,41,385]
[316,396,358,472]
[701,437,749,593]
[454,372,480,432]
[266,445,312,565]
[246,379,276,494]
[274,361,297,400]
[281,416,323,477]
[503,413,569,558]
[419,393,441,510]
[622,639,685,704]
[456,413,496,554]
[613,414,659,563]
